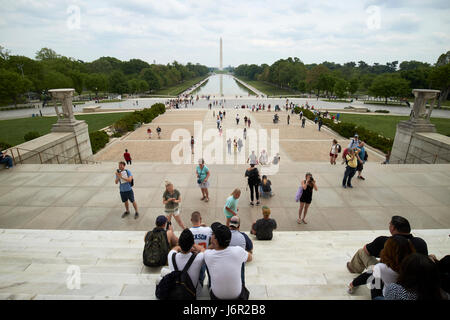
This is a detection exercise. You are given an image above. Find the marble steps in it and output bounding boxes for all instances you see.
[0,229,448,300]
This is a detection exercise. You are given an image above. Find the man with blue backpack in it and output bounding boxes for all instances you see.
[115,161,139,219]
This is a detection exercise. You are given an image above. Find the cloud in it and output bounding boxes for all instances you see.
[0,0,449,66]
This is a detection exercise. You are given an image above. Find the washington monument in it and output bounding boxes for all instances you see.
[219,37,223,71]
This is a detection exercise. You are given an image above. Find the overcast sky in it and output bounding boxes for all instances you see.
[1,0,449,67]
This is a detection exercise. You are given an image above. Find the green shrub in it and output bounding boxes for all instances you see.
[111,132,122,138]
[24,131,41,142]
[374,110,390,113]
[89,131,109,154]
[112,102,165,134]
[0,141,12,150]
[294,107,393,153]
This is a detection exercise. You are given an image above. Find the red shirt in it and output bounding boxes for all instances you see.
[124,152,131,161]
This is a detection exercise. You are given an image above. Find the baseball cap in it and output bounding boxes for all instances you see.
[211,223,231,248]
[229,216,240,228]
[354,134,359,137]
[156,215,167,227]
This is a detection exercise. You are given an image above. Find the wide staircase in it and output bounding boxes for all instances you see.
[0,228,448,300]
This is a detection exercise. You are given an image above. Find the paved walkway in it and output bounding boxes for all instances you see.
[1,162,449,232]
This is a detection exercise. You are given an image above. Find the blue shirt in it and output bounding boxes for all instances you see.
[358,146,366,163]
[348,138,360,150]
[224,195,239,217]
[196,165,209,182]
[117,169,132,192]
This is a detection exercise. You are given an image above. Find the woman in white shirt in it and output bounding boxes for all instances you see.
[329,139,339,165]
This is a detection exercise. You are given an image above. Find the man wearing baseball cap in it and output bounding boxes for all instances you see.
[204,222,252,300]
[143,215,178,267]
[348,133,360,150]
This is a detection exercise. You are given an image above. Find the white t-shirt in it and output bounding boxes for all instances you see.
[167,250,205,289]
[204,246,248,299]
[372,263,398,296]
[229,229,246,250]
[331,144,338,155]
[190,226,212,249]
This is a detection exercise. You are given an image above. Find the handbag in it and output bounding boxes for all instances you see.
[295,185,303,202]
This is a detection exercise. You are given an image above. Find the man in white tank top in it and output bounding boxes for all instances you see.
[189,211,213,287]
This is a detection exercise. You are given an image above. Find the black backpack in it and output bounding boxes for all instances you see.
[364,152,368,161]
[337,144,342,153]
[155,253,197,300]
[143,228,169,267]
[126,169,134,187]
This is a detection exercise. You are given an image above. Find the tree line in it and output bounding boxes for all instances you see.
[234,51,450,107]
[0,46,210,105]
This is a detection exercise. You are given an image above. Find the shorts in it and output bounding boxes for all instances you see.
[120,190,135,203]
[329,153,338,158]
[166,207,180,217]
[198,180,210,188]
[357,161,364,172]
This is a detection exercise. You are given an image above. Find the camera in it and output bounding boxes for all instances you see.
[117,169,121,173]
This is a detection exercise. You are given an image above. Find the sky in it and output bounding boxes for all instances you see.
[0,0,449,67]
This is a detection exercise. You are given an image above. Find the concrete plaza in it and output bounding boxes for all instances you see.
[0,107,449,300]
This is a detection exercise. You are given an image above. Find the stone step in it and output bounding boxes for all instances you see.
[0,228,448,300]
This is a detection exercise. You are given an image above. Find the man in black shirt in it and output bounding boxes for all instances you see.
[347,216,428,274]
[251,206,277,240]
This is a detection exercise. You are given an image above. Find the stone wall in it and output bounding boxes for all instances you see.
[391,125,450,164]
[7,122,93,165]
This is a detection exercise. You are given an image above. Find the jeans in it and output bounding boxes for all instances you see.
[259,185,272,198]
[0,156,13,168]
[343,166,357,187]
[199,263,207,286]
[249,183,259,202]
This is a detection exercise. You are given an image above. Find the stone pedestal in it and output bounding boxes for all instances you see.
[391,89,440,164]
[49,88,93,161]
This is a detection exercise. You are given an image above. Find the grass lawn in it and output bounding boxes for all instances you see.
[153,76,208,96]
[332,113,450,139]
[0,112,131,147]
[234,76,296,96]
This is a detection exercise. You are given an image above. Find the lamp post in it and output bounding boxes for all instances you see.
[17,64,32,103]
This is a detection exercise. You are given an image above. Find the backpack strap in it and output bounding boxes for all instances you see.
[172,252,179,271]
[172,252,197,273]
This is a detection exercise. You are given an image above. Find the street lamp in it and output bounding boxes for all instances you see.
[17,64,32,103]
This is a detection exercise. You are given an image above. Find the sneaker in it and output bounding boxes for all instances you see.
[359,176,365,180]
[342,184,347,188]
[250,202,254,206]
[134,212,139,219]
[256,201,260,206]
[121,211,130,218]
[347,185,353,188]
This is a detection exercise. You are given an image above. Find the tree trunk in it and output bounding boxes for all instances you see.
[385,97,388,105]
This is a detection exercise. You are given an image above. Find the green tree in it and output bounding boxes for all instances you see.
[429,63,450,108]
[349,78,359,96]
[108,70,127,94]
[369,74,410,104]
[0,69,33,105]
[334,78,349,98]
[141,68,163,91]
[85,73,108,96]
[35,48,60,60]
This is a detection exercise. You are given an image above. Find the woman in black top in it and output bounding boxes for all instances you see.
[298,172,318,224]
[245,164,261,206]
